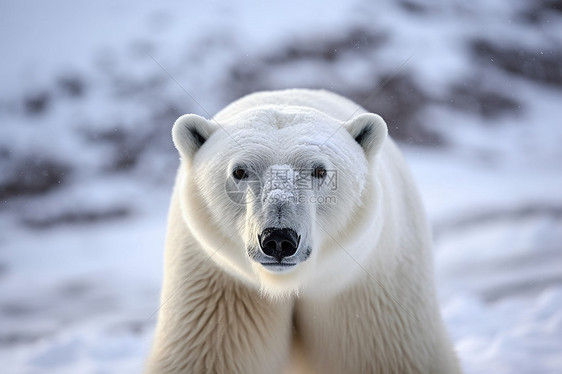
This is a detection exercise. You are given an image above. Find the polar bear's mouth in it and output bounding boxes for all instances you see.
[259,262,298,274]
[249,247,312,273]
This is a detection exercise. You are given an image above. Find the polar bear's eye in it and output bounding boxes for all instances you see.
[311,166,326,179]
[233,168,249,180]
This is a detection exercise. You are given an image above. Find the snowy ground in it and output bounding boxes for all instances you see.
[1,0,562,373]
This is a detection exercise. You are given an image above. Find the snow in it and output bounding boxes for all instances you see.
[1,0,562,372]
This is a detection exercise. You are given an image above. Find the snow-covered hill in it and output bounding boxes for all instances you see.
[1,0,561,372]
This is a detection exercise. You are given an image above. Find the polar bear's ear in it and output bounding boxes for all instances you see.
[172,114,217,159]
[344,113,388,157]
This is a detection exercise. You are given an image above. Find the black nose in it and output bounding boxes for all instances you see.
[259,228,300,262]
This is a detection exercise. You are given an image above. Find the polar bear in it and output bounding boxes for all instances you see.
[145,89,461,373]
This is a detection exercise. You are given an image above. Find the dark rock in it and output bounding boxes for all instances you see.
[0,332,47,346]
[22,206,130,230]
[434,204,562,238]
[263,28,386,65]
[225,28,387,103]
[114,320,148,335]
[472,39,562,86]
[57,74,86,98]
[521,0,562,23]
[399,0,429,14]
[0,155,70,201]
[346,74,442,146]
[112,144,143,171]
[447,80,522,119]
[58,282,91,299]
[111,74,167,98]
[482,274,562,303]
[1,303,38,317]
[23,91,50,115]
[226,60,267,101]
[84,127,148,171]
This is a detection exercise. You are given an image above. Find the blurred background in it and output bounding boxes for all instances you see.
[1,0,561,373]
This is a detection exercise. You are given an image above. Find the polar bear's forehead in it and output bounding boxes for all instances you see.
[199,105,367,172]
[218,105,341,131]
[217,106,351,151]
[203,122,364,177]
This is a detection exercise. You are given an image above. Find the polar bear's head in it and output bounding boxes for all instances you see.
[172,105,387,298]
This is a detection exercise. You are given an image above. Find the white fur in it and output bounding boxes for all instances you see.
[145,89,461,373]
